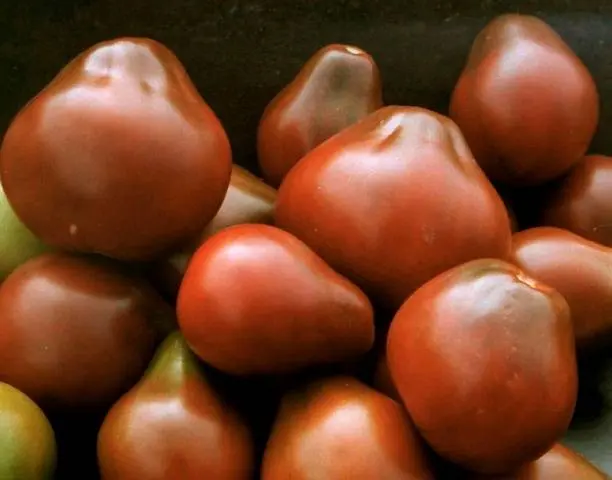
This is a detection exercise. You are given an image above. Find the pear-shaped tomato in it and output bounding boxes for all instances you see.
[177,224,374,375]
[541,155,612,247]
[511,226,612,351]
[0,38,231,261]
[258,44,382,187]
[387,259,577,475]
[450,14,598,186]
[0,382,56,479]
[150,165,276,300]
[98,332,254,479]
[275,105,512,309]
[0,252,173,409]
[262,376,435,479]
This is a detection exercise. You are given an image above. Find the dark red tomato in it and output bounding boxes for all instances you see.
[261,376,435,480]
[258,44,383,187]
[471,444,608,479]
[0,38,232,261]
[511,227,612,351]
[0,252,174,410]
[177,224,375,375]
[149,165,276,301]
[450,14,599,186]
[541,155,612,247]
[373,349,401,403]
[275,105,512,310]
[387,259,577,475]
[98,332,254,480]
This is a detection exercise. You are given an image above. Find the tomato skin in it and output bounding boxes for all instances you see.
[275,105,512,310]
[258,44,383,187]
[98,332,254,480]
[177,224,375,376]
[261,376,435,480]
[0,252,173,410]
[0,38,231,261]
[540,155,612,247]
[470,444,608,479]
[511,226,612,351]
[387,259,577,475]
[149,165,276,300]
[450,14,599,186]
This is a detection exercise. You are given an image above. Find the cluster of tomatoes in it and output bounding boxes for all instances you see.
[0,11,609,480]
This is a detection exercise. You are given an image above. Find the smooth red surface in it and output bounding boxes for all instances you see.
[261,376,435,480]
[275,105,512,309]
[150,165,276,300]
[98,332,254,479]
[511,226,612,351]
[387,259,577,475]
[541,155,612,247]
[258,44,383,187]
[450,14,599,186]
[0,252,173,410]
[0,38,232,261]
[177,224,375,375]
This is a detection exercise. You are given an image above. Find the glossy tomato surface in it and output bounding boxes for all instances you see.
[387,259,577,475]
[0,38,232,261]
[258,44,382,187]
[511,227,612,351]
[450,14,599,186]
[177,224,375,375]
[262,376,435,480]
[275,105,512,309]
[0,252,173,410]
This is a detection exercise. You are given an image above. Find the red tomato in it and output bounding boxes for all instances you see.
[511,226,612,351]
[541,155,612,247]
[149,165,276,301]
[0,38,231,261]
[275,105,512,309]
[258,44,383,187]
[262,376,435,480]
[0,252,173,410]
[450,14,599,186]
[98,332,254,479]
[387,259,577,475]
[177,224,375,375]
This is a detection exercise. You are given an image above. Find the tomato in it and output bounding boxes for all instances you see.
[98,332,254,479]
[0,382,57,479]
[511,226,612,351]
[257,44,383,187]
[387,259,577,475]
[0,38,232,261]
[540,155,612,247]
[450,14,599,186]
[0,252,173,410]
[177,224,374,375]
[373,349,401,403]
[275,105,512,309]
[261,376,435,480]
[471,444,608,479]
[149,165,276,300]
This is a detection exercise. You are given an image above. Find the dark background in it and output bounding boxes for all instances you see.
[2,0,612,174]
[1,0,612,474]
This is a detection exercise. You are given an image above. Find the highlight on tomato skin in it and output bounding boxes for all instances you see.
[261,376,435,480]
[97,331,255,480]
[257,43,383,188]
[511,226,612,352]
[0,37,232,261]
[176,224,375,376]
[275,105,513,311]
[386,258,577,476]
[540,155,612,248]
[450,14,599,186]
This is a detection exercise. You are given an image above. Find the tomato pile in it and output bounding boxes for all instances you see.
[0,12,610,480]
